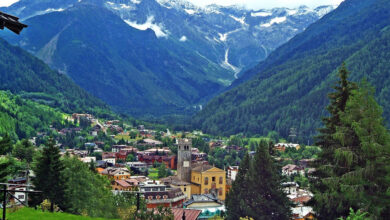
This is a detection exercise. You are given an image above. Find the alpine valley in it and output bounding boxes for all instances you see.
[193,0,390,142]
[0,0,335,116]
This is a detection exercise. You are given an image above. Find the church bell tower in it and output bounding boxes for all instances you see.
[177,138,192,182]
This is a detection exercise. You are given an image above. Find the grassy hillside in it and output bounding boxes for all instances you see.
[1,208,117,220]
[193,0,390,142]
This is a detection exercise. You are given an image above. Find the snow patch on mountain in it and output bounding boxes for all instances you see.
[218,33,227,42]
[184,9,196,15]
[260,16,287,28]
[251,11,272,17]
[179,36,187,42]
[221,48,241,78]
[287,9,297,16]
[124,16,169,38]
[130,0,142,4]
[44,8,65,13]
[230,15,246,26]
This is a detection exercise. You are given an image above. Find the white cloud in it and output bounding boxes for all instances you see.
[186,0,344,10]
[0,0,20,7]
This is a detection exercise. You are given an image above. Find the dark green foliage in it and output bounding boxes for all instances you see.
[338,208,369,220]
[226,153,250,220]
[0,157,13,183]
[62,157,117,218]
[157,163,168,178]
[192,137,209,154]
[245,141,291,219]
[0,133,12,155]
[193,0,390,141]
[0,37,110,116]
[32,138,68,211]
[226,142,291,219]
[311,78,390,219]
[207,147,244,168]
[12,139,35,163]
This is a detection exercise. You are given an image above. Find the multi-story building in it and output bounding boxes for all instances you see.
[190,164,226,201]
[139,181,186,209]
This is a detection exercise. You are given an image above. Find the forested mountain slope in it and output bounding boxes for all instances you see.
[0,91,64,139]
[193,0,390,142]
[0,0,334,117]
[0,37,109,115]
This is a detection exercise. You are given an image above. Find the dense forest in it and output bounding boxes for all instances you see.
[193,0,390,142]
[0,91,64,139]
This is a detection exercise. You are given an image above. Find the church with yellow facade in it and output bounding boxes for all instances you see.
[176,139,226,201]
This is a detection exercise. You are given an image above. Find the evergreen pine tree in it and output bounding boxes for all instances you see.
[33,137,68,212]
[334,81,390,218]
[245,141,291,219]
[311,68,390,219]
[226,153,250,220]
[310,64,358,219]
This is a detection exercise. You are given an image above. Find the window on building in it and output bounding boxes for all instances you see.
[219,188,223,196]
[219,177,223,184]
[212,177,216,182]
[163,195,168,199]
[204,177,209,185]
[148,196,153,200]
[156,195,161,199]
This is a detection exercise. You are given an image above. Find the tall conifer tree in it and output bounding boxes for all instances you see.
[245,141,291,219]
[33,138,68,212]
[226,153,250,220]
[311,65,390,218]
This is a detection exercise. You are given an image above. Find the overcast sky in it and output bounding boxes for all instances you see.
[0,0,344,9]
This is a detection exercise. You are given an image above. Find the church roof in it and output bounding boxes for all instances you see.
[160,176,191,186]
[191,164,214,172]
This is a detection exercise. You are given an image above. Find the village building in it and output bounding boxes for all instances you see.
[137,153,176,169]
[101,167,131,180]
[79,157,96,163]
[126,161,148,170]
[160,176,192,199]
[143,138,163,146]
[190,165,226,201]
[183,194,225,219]
[112,179,139,191]
[282,164,305,176]
[112,145,128,153]
[227,166,239,181]
[274,143,301,152]
[139,181,186,209]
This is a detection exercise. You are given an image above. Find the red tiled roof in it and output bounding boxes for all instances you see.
[115,180,131,187]
[172,208,201,220]
[292,196,312,204]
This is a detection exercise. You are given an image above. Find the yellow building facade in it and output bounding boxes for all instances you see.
[190,165,226,201]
